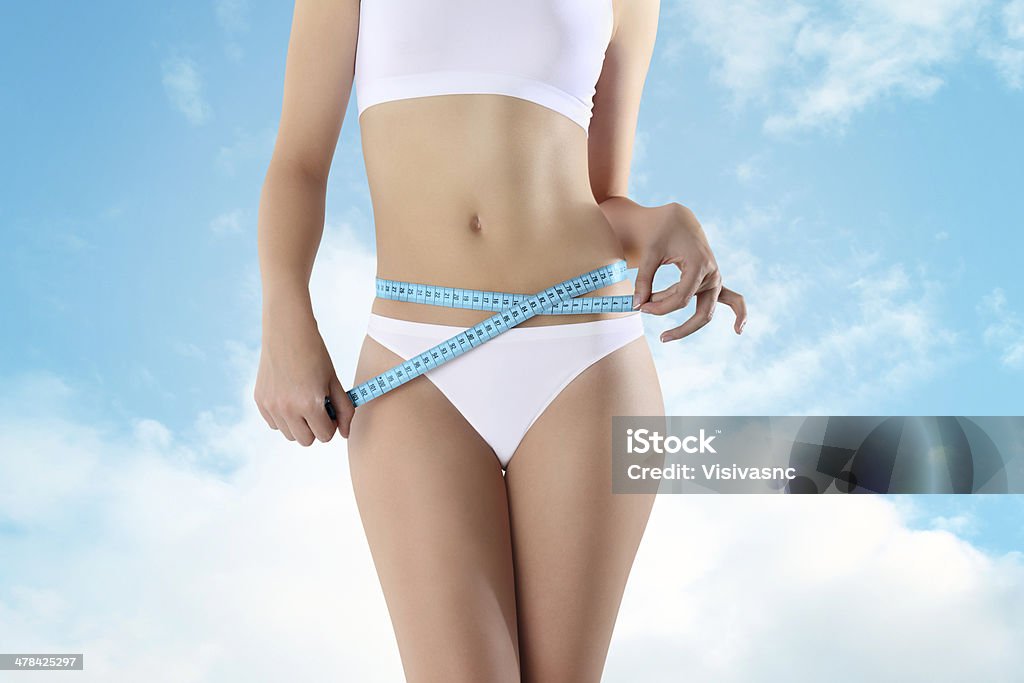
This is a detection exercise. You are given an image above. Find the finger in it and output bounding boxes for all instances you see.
[284,414,316,447]
[648,283,680,303]
[640,286,687,315]
[677,262,714,310]
[330,376,355,439]
[660,287,721,342]
[642,269,718,316]
[256,401,278,430]
[643,283,683,313]
[633,250,661,309]
[719,286,748,334]
[276,415,296,441]
[307,395,338,443]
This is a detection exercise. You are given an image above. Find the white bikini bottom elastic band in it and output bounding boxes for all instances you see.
[347,260,633,407]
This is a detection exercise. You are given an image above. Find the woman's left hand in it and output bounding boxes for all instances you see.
[606,200,747,342]
[630,202,745,342]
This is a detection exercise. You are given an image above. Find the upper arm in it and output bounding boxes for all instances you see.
[271,0,360,181]
[588,0,660,203]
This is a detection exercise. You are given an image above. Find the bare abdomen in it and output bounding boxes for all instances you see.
[358,95,631,327]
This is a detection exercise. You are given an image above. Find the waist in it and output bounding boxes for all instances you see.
[371,240,634,328]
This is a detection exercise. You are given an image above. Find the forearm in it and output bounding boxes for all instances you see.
[257,158,328,325]
[598,195,679,269]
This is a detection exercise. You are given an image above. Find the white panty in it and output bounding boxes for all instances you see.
[364,312,645,468]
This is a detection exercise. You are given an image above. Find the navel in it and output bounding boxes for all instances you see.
[469,213,483,233]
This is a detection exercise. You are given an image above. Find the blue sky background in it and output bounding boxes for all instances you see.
[2,1,1024,680]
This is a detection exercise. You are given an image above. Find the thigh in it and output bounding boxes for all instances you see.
[348,336,520,683]
[505,337,663,683]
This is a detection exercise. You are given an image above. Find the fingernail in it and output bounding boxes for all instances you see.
[659,333,669,343]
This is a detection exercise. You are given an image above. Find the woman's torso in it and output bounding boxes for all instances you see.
[355,0,629,327]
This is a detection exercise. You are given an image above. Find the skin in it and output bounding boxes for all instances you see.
[255,0,747,680]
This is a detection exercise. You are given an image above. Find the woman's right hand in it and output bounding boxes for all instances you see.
[254,301,354,445]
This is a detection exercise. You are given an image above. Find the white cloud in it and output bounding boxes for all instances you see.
[733,153,766,183]
[1008,0,1024,38]
[217,127,276,176]
[215,0,249,34]
[629,129,651,194]
[161,57,212,125]
[981,0,1024,88]
[932,512,978,535]
[647,208,960,415]
[978,287,1024,369]
[0,225,392,681]
[215,0,249,62]
[172,341,207,360]
[210,208,245,235]
[672,0,1017,132]
[609,495,1024,683]
[669,0,809,103]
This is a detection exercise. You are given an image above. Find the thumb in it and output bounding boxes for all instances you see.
[633,250,660,309]
[330,375,355,439]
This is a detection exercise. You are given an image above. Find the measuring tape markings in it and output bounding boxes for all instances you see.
[348,260,633,407]
[376,280,635,315]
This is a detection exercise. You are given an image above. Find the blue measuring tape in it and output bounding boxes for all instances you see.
[346,260,634,406]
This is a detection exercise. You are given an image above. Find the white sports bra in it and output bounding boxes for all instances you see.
[354,0,614,133]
